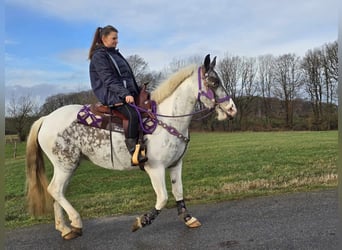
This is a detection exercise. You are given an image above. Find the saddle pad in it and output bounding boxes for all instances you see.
[77,104,103,128]
[77,105,125,133]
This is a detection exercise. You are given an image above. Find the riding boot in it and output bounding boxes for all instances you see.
[125,138,148,166]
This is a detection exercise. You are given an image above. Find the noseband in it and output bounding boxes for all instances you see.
[197,67,231,104]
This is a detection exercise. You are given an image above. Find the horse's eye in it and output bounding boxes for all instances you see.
[208,77,219,88]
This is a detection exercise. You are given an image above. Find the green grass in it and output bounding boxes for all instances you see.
[5,131,337,229]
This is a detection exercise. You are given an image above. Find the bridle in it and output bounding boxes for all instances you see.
[197,66,231,105]
[129,67,232,142]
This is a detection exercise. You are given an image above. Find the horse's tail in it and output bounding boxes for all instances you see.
[26,116,53,216]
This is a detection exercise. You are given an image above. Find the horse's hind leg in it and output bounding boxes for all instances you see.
[53,200,69,234]
[47,169,83,240]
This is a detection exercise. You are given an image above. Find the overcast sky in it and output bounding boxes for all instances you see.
[5,0,339,105]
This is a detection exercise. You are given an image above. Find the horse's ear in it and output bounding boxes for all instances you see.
[204,54,211,72]
[210,56,216,69]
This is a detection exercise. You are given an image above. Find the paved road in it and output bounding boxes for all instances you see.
[5,189,339,250]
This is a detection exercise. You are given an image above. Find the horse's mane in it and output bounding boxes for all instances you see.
[151,64,197,104]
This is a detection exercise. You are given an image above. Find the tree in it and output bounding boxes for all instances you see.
[237,57,258,130]
[217,54,241,100]
[126,54,164,91]
[166,55,202,74]
[273,54,302,128]
[301,48,324,129]
[40,91,97,115]
[258,54,275,127]
[6,94,38,141]
[301,41,338,130]
[126,54,149,85]
[217,55,241,130]
[142,71,165,92]
[321,42,338,104]
[321,41,338,129]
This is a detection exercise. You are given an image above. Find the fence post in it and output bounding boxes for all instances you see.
[13,141,17,159]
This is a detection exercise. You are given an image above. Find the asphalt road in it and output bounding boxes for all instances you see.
[5,189,339,250]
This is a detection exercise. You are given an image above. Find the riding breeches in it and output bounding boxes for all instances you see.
[112,104,139,139]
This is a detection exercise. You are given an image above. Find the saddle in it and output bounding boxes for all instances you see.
[77,83,153,134]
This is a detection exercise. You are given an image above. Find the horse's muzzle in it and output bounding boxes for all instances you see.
[226,106,237,120]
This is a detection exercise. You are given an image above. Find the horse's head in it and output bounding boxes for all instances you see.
[198,54,237,120]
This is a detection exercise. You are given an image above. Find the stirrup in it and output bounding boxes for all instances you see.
[131,144,141,166]
[131,144,148,166]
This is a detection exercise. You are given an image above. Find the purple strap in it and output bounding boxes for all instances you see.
[217,95,231,103]
[127,67,231,139]
[198,67,215,101]
[130,101,158,134]
[197,67,230,103]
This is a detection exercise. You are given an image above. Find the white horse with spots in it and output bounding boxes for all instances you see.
[26,54,237,240]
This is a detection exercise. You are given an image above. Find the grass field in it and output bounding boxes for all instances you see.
[4,131,337,229]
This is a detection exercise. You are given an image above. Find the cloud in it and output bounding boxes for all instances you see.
[7,1,338,57]
[5,47,90,87]
[4,39,19,45]
[5,0,339,105]
[5,83,90,106]
[8,0,338,34]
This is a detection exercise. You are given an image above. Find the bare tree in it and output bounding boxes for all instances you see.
[217,54,241,99]
[301,41,338,130]
[273,54,302,128]
[166,55,202,74]
[237,57,258,129]
[126,54,165,91]
[301,48,324,129]
[126,54,149,86]
[6,94,38,141]
[142,71,165,92]
[322,41,338,104]
[40,91,97,115]
[258,54,275,126]
[321,41,338,129]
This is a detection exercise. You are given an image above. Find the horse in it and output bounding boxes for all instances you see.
[25,54,237,240]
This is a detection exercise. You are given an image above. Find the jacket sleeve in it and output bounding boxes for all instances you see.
[91,51,131,100]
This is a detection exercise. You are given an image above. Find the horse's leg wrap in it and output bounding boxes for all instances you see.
[132,208,161,232]
[176,200,192,222]
[176,200,201,228]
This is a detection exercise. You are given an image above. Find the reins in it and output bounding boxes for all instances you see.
[130,102,214,119]
[130,66,231,118]
[128,67,231,142]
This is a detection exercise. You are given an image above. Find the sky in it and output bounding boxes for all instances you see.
[4,0,339,106]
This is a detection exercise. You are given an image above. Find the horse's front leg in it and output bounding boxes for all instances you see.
[170,161,201,228]
[132,166,168,232]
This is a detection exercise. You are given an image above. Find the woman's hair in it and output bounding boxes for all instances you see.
[88,25,118,60]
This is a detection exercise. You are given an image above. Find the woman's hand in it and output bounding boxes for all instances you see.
[125,95,134,104]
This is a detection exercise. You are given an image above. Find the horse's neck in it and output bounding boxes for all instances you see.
[157,77,197,131]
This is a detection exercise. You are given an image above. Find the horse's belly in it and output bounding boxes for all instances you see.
[77,126,132,170]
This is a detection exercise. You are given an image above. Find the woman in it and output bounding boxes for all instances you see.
[88,25,147,165]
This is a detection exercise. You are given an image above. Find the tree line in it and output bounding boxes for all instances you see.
[5,41,338,140]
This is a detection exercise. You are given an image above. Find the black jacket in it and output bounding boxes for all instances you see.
[89,46,139,106]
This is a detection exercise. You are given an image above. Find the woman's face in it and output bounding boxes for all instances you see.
[102,31,118,48]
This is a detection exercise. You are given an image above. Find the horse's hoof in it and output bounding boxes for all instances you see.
[71,226,83,236]
[185,217,201,228]
[131,217,142,232]
[62,227,83,240]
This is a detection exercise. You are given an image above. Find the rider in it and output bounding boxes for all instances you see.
[88,25,147,166]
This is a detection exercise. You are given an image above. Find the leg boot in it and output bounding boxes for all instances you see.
[125,138,148,166]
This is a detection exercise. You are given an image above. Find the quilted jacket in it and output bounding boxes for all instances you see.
[89,46,139,106]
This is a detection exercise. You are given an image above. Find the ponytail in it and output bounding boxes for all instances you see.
[88,25,118,60]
